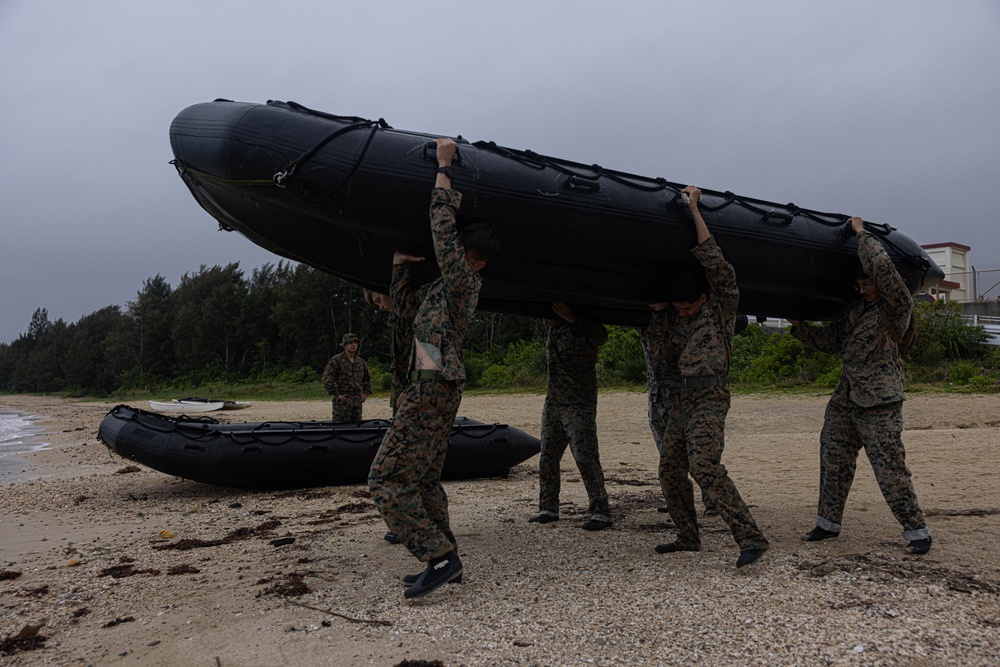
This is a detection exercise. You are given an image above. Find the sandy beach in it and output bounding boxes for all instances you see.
[1,391,998,666]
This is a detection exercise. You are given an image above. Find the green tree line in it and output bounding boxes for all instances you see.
[0,263,996,397]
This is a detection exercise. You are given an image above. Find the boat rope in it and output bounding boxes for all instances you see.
[472,141,931,269]
[170,159,274,187]
[273,118,389,203]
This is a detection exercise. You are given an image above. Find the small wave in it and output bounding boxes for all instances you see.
[0,410,49,458]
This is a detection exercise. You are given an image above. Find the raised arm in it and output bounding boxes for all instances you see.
[685,186,739,320]
[684,185,711,245]
[855,217,912,330]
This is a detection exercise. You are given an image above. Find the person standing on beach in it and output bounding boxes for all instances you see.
[363,289,418,417]
[322,333,371,421]
[788,215,931,554]
[368,137,501,599]
[363,286,422,547]
[640,310,717,518]
[653,186,769,569]
[529,302,612,530]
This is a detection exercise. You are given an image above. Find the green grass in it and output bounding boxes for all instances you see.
[9,376,995,405]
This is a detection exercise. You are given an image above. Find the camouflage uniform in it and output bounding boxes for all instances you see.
[537,316,610,520]
[639,310,676,504]
[658,237,768,551]
[322,352,371,421]
[389,288,421,416]
[369,188,481,563]
[792,231,929,541]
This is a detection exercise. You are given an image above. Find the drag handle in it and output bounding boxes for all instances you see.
[564,175,601,192]
[423,140,463,166]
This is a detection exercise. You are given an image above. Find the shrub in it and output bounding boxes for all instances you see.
[913,300,990,362]
[478,364,514,390]
[597,326,646,386]
[365,358,392,392]
[502,339,546,386]
[967,374,998,391]
[948,362,977,385]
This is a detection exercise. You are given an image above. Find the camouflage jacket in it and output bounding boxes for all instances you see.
[390,188,481,383]
[639,309,681,391]
[643,236,739,384]
[546,315,608,405]
[390,269,422,391]
[322,352,371,396]
[792,231,912,407]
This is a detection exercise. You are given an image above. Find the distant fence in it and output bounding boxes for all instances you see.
[961,312,1000,346]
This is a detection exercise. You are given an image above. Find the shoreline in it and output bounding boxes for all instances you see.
[0,407,48,485]
[1,393,999,665]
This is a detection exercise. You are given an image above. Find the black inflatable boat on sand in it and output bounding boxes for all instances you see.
[98,405,540,490]
[170,99,943,325]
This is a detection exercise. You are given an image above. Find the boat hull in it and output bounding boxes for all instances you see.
[98,405,540,489]
[149,400,225,413]
[170,100,944,324]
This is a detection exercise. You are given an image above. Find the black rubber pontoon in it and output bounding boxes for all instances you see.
[169,100,943,324]
[98,405,540,490]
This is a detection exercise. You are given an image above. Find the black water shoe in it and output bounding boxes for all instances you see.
[528,512,559,524]
[580,518,612,531]
[703,504,719,517]
[403,552,463,599]
[654,542,700,554]
[384,532,401,544]
[402,572,462,585]
[736,548,766,568]
[803,526,840,542]
[907,536,932,555]
[656,505,670,513]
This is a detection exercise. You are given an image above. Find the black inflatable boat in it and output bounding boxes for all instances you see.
[169,99,943,324]
[97,405,540,489]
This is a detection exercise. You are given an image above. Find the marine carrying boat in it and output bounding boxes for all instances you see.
[169,99,943,324]
[97,405,540,489]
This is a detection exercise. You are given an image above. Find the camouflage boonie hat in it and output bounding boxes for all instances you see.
[341,333,359,345]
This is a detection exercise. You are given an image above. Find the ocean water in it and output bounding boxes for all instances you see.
[0,409,48,459]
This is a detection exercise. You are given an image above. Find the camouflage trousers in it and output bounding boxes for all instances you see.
[647,386,671,504]
[390,360,410,417]
[659,388,768,550]
[368,379,462,562]
[330,394,363,422]
[816,398,929,540]
[538,401,610,518]
[648,385,714,510]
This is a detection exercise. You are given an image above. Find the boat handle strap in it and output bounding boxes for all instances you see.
[564,175,601,192]
[422,140,464,167]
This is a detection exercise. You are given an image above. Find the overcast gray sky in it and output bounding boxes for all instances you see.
[2,1,998,344]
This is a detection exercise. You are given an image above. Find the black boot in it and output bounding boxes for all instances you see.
[403,552,463,599]
[803,526,840,542]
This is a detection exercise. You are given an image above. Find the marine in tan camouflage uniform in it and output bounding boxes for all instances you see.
[654,186,769,568]
[368,138,501,598]
[789,216,931,554]
[322,333,371,421]
[530,303,611,530]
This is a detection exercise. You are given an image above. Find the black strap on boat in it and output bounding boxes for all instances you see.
[474,141,671,193]
[472,141,920,244]
[273,118,388,202]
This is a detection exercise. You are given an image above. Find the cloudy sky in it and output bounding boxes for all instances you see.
[1,1,998,344]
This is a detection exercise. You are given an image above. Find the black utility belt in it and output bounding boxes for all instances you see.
[679,376,726,388]
[409,369,441,381]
